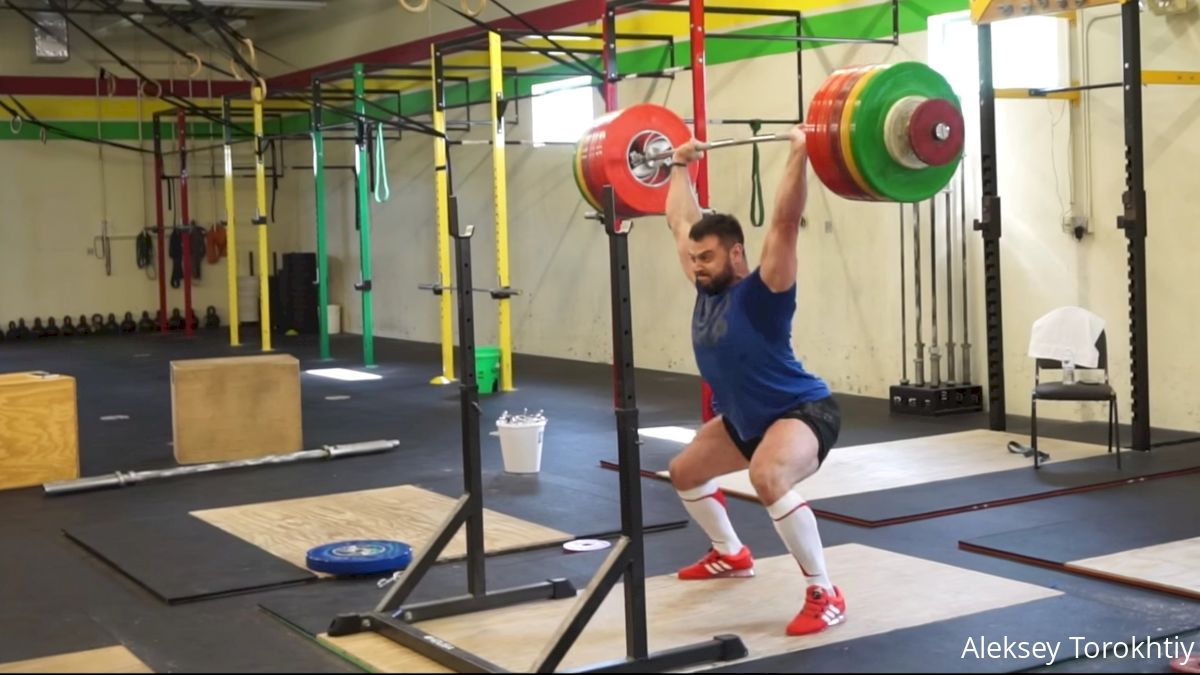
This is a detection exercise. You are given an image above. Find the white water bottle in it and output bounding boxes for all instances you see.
[1062,357,1076,384]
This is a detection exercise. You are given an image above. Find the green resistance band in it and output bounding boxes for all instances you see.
[749,119,765,227]
[374,122,390,203]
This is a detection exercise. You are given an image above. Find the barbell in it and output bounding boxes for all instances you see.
[573,61,965,219]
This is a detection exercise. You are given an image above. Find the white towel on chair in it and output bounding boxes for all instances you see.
[1027,306,1105,368]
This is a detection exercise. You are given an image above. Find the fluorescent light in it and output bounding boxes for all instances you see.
[639,426,696,444]
[306,368,382,382]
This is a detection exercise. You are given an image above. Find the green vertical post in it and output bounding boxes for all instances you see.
[354,63,376,367]
[312,77,331,360]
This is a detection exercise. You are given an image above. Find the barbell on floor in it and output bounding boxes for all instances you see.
[42,440,400,496]
[573,61,965,219]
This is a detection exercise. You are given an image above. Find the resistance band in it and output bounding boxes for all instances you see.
[749,119,765,228]
[374,122,390,203]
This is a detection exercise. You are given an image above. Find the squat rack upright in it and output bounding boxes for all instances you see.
[974,0,1152,450]
[308,63,469,366]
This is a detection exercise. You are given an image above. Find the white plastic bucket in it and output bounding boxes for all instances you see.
[327,304,342,335]
[497,418,546,474]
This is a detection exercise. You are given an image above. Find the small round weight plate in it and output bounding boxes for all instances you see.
[305,539,413,576]
[563,539,612,553]
[907,97,965,167]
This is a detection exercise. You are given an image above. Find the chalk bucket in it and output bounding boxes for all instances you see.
[496,410,546,474]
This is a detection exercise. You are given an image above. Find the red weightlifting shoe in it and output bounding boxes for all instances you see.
[677,546,755,580]
[786,584,846,636]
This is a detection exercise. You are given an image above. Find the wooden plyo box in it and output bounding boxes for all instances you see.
[0,371,79,491]
[170,355,303,464]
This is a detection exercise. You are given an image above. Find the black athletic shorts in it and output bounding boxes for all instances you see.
[721,396,841,463]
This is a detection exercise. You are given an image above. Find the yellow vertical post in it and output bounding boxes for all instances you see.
[221,97,240,347]
[431,47,455,384]
[253,83,273,352]
[489,31,515,392]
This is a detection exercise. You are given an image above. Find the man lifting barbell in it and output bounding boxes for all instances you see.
[573,60,967,636]
[664,126,846,637]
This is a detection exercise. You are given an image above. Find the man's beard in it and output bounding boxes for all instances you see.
[698,265,735,294]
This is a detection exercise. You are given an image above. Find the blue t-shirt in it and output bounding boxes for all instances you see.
[692,268,830,440]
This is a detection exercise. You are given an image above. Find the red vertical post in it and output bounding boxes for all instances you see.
[176,110,194,336]
[690,0,716,422]
[152,119,168,333]
[690,0,709,208]
[602,2,617,113]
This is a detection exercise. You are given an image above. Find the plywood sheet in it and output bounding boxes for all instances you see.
[192,485,573,573]
[319,543,1061,672]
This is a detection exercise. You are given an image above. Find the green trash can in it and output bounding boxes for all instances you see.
[476,345,501,394]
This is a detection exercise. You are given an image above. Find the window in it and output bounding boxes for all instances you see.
[530,76,595,146]
[927,11,1069,97]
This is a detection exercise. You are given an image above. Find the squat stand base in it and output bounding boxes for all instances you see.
[890,383,983,416]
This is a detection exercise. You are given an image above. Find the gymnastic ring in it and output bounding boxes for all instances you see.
[241,37,258,70]
[185,52,203,79]
[254,77,268,101]
[461,0,486,16]
[105,71,118,97]
[10,115,22,134]
[141,79,162,98]
[230,58,244,81]
[398,0,430,12]
[40,126,47,144]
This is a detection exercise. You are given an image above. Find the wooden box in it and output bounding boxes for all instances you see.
[0,371,79,491]
[170,354,303,464]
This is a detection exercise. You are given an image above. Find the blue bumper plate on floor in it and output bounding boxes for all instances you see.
[305,540,412,576]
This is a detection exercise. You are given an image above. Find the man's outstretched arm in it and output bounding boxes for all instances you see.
[759,126,808,293]
[667,142,704,283]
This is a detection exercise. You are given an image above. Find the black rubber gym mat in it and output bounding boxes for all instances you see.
[959,472,1200,570]
[617,441,1200,527]
[62,475,685,606]
[63,514,317,604]
[810,443,1200,527]
[0,610,118,664]
[705,595,1200,673]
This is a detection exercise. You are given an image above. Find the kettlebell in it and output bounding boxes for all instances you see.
[32,318,46,338]
[204,306,221,329]
[61,316,75,337]
[5,321,18,340]
[120,312,137,333]
[168,308,184,331]
[77,315,92,336]
[91,313,105,334]
[105,313,119,333]
[137,311,155,332]
[44,318,60,338]
[17,318,31,340]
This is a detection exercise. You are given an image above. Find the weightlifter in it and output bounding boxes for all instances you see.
[664,125,845,636]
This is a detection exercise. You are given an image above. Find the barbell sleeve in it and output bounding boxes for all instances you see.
[324,439,401,457]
